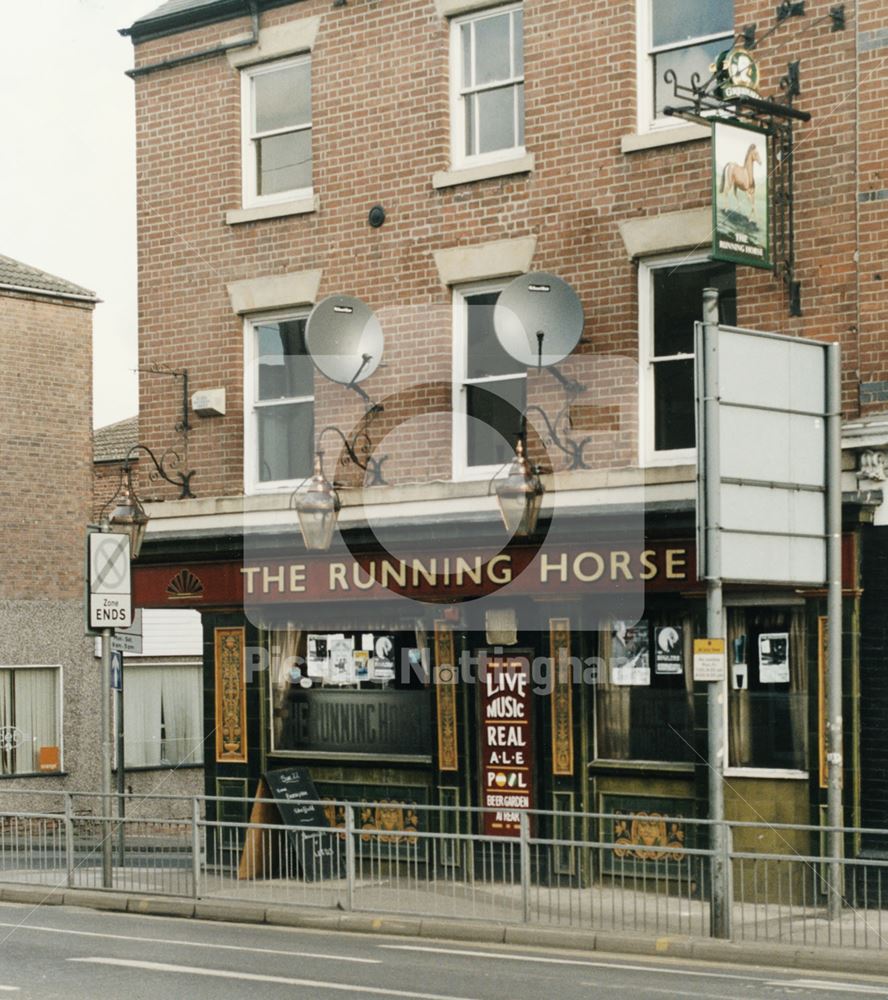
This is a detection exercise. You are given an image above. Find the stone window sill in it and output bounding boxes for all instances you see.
[432,153,535,189]
[226,195,318,225]
[621,123,710,154]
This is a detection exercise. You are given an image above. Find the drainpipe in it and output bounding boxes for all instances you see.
[124,0,259,79]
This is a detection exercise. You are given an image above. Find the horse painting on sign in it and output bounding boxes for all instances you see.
[720,143,761,219]
[712,121,770,269]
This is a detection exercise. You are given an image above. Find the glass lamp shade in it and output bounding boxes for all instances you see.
[494,440,544,537]
[294,454,342,551]
[109,482,149,559]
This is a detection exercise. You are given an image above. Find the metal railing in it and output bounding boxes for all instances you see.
[0,790,887,950]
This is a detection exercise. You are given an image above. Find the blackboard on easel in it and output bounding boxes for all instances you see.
[240,767,343,882]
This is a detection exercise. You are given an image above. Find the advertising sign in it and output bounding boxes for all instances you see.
[712,120,770,270]
[479,653,533,837]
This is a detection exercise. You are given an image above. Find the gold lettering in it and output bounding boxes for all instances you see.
[573,551,605,582]
[380,560,407,588]
[352,562,377,590]
[540,552,568,583]
[262,565,285,593]
[240,566,260,594]
[640,549,658,580]
[329,562,349,591]
[456,556,483,586]
[610,550,632,580]
[289,563,306,593]
[411,558,436,587]
[666,548,687,579]
[487,554,512,585]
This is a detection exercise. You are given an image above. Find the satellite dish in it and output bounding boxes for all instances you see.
[306,295,384,385]
[494,272,584,368]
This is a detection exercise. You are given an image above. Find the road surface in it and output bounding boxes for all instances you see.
[0,901,885,998]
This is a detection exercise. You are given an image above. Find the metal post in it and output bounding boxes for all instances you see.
[100,628,113,888]
[345,804,356,912]
[64,792,75,889]
[191,796,201,900]
[116,653,126,868]
[826,342,844,919]
[519,811,531,924]
[701,288,731,938]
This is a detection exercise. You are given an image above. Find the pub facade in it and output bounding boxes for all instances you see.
[121,0,885,856]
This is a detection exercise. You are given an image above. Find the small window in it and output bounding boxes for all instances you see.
[245,314,315,491]
[0,666,61,776]
[453,285,527,478]
[451,4,524,168]
[639,0,733,131]
[728,606,807,771]
[639,256,736,462]
[242,55,312,206]
[123,664,204,768]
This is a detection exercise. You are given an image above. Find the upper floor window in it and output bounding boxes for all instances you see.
[245,314,314,492]
[453,283,526,479]
[241,55,312,206]
[451,4,524,169]
[639,256,735,463]
[638,0,733,132]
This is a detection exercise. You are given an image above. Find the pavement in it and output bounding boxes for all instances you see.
[2,882,888,980]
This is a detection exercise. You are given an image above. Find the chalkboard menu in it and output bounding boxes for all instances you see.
[264,767,343,881]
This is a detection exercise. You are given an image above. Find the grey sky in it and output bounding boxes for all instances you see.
[0,0,160,428]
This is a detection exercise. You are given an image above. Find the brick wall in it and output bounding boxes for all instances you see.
[132,0,867,500]
[0,290,93,600]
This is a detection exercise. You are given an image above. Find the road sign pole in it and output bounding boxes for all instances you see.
[826,342,844,919]
[100,625,113,888]
[116,651,126,869]
[701,288,731,939]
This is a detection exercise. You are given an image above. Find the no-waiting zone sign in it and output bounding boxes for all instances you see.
[88,532,132,629]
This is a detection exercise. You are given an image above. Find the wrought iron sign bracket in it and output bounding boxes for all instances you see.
[317,408,388,487]
[525,371,592,471]
[139,363,191,434]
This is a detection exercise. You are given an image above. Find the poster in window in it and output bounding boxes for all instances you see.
[611,620,650,686]
[327,634,355,685]
[711,119,770,270]
[354,650,370,681]
[373,635,396,681]
[306,635,329,679]
[654,626,683,675]
[758,632,790,684]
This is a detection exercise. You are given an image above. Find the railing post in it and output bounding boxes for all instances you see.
[344,804,356,912]
[519,812,531,924]
[64,792,74,889]
[191,797,201,900]
[722,821,733,938]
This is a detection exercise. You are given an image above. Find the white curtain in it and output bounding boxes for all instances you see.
[0,672,12,774]
[161,667,202,765]
[13,669,56,774]
[124,666,202,767]
[124,668,162,767]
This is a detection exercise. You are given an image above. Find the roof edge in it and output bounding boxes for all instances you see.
[121,0,297,43]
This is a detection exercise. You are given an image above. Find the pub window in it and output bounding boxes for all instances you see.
[122,664,204,768]
[638,0,733,132]
[244,312,314,493]
[453,282,527,478]
[639,256,736,463]
[266,626,432,758]
[727,605,807,772]
[594,614,695,763]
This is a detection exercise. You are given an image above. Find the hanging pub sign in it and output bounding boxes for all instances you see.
[479,653,533,838]
[714,46,761,102]
[712,119,770,270]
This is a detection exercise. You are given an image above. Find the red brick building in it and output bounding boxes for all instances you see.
[120,0,888,850]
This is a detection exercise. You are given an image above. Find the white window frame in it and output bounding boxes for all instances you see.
[241,54,312,209]
[452,279,527,482]
[638,252,703,468]
[449,3,525,171]
[0,664,63,777]
[636,0,733,134]
[243,310,314,495]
